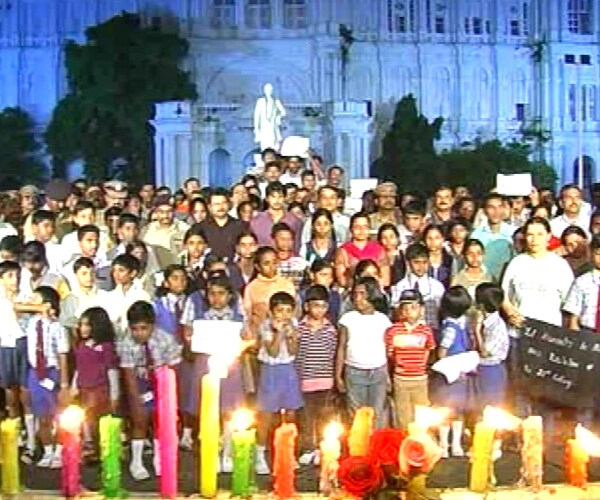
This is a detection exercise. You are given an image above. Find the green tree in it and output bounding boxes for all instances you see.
[439,139,557,197]
[45,12,197,181]
[0,107,46,184]
[372,94,443,194]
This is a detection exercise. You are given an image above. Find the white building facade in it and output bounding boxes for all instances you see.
[0,0,599,189]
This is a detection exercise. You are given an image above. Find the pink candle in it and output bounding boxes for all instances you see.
[273,423,297,499]
[156,366,178,499]
[59,406,85,499]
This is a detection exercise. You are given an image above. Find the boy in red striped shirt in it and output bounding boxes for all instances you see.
[385,289,436,429]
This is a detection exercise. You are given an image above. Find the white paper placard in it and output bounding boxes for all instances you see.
[495,173,533,197]
[280,136,310,158]
[191,320,243,356]
[431,351,480,384]
[350,178,378,199]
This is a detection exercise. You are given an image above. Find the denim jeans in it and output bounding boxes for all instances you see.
[345,364,389,428]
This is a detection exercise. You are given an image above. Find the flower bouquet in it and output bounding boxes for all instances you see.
[337,428,443,500]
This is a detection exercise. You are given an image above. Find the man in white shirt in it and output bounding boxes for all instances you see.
[550,184,591,239]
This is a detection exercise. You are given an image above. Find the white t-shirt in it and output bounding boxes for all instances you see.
[501,252,574,326]
[339,310,391,369]
[0,296,24,347]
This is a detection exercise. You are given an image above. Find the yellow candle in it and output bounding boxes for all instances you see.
[469,422,495,493]
[521,416,543,491]
[1,418,20,495]
[200,370,220,497]
[319,422,343,495]
[348,407,374,456]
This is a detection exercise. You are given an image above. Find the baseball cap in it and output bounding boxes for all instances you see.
[398,289,423,305]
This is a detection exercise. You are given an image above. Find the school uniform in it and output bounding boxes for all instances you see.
[0,291,29,389]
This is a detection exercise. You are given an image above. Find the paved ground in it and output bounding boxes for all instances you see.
[17,443,600,495]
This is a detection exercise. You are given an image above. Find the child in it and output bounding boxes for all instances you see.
[296,285,338,465]
[335,212,389,289]
[0,235,23,262]
[0,261,49,462]
[103,254,151,337]
[256,291,303,474]
[180,225,209,280]
[73,307,119,461]
[423,223,453,289]
[299,208,337,264]
[434,286,473,458]
[300,259,341,325]
[378,223,406,288]
[397,201,425,250]
[391,244,445,330]
[181,274,246,471]
[451,239,494,298]
[19,241,69,301]
[117,301,182,481]
[229,231,258,294]
[446,218,470,276]
[473,284,509,411]
[336,277,391,428]
[385,289,435,429]
[25,286,70,468]
[272,222,308,290]
[153,264,199,451]
[242,246,296,334]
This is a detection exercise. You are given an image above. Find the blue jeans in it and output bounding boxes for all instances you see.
[345,364,389,428]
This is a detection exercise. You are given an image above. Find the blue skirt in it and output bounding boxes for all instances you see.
[0,338,29,388]
[27,367,59,417]
[430,373,470,413]
[257,363,303,413]
[476,364,508,409]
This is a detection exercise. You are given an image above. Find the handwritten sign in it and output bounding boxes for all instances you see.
[518,318,600,407]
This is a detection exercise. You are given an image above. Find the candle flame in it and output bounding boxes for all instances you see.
[58,405,85,432]
[414,406,451,430]
[208,338,254,378]
[230,408,254,432]
[323,421,344,441]
[482,406,521,430]
[575,424,600,457]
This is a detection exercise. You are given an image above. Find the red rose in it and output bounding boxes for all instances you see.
[338,456,384,498]
[398,435,443,478]
[369,428,408,470]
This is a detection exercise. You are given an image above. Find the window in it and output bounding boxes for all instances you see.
[568,0,592,34]
[589,85,598,121]
[387,0,415,33]
[210,0,236,29]
[508,2,530,36]
[283,0,306,29]
[246,0,271,29]
[569,84,577,121]
[464,0,491,35]
[425,0,448,34]
[516,103,526,121]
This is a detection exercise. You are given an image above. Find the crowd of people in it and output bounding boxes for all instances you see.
[0,147,598,482]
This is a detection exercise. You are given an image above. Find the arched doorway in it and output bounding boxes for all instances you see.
[573,155,595,200]
[243,149,260,172]
[209,148,232,187]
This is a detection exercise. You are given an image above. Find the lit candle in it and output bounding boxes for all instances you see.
[156,366,178,499]
[521,416,543,491]
[200,356,222,497]
[319,421,343,496]
[99,415,123,499]
[59,405,85,499]
[565,438,588,487]
[469,421,496,492]
[348,407,374,456]
[273,422,297,499]
[1,418,20,495]
[409,406,451,436]
[231,408,256,497]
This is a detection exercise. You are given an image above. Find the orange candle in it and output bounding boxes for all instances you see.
[273,423,297,499]
[319,422,343,495]
[565,438,589,487]
[348,407,373,456]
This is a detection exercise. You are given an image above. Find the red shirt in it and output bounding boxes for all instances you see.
[384,322,435,379]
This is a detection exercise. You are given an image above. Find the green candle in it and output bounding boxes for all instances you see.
[231,409,256,496]
[100,415,124,499]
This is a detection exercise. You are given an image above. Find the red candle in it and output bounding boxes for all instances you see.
[273,423,297,499]
[565,438,589,487]
[59,406,85,499]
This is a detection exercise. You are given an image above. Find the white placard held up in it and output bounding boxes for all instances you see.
[191,320,243,356]
[280,136,310,158]
[350,178,378,199]
[495,173,533,197]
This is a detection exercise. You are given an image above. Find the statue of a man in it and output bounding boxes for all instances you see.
[253,83,286,151]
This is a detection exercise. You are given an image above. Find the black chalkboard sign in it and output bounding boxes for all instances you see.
[518,318,600,408]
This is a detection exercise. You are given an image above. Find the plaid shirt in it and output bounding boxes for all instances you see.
[117,327,181,374]
[563,270,600,330]
[26,316,70,368]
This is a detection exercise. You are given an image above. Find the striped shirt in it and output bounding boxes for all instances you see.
[384,321,435,379]
[295,318,337,391]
